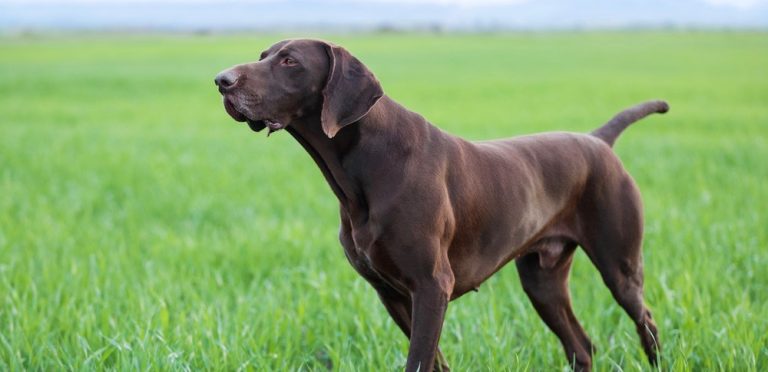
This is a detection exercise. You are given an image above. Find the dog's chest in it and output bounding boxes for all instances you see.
[339,219,406,292]
[339,222,376,274]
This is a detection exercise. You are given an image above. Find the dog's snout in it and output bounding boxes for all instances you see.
[215,70,241,91]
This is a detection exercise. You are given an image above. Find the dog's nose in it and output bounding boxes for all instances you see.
[214,71,240,90]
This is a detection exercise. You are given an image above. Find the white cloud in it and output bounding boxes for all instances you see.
[364,0,529,4]
[4,0,529,4]
[704,0,768,9]
[2,0,271,3]
[5,0,763,10]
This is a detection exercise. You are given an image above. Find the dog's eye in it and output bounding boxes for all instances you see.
[281,57,297,66]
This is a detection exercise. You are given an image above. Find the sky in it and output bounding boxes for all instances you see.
[2,0,765,4]
[1,0,767,31]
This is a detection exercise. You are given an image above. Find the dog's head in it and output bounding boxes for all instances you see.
[215,39,383,138]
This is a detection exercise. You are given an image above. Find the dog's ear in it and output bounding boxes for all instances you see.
[321,44,383,138]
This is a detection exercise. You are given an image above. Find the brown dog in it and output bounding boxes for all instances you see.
[215,39,666,371]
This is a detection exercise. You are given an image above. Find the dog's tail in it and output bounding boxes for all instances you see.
[591,100,669,147]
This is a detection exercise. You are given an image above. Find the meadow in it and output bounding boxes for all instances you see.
[0,31,766,371]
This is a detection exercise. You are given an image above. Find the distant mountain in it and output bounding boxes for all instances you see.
[1,0,766,31]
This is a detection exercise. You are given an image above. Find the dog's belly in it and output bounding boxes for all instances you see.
[446,133,596,296]
[447,193,564,298]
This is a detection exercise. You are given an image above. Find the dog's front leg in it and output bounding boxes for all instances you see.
[376,287,451,371]
[405,273,454,372]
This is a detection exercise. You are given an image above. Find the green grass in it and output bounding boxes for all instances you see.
[1,31,766,371]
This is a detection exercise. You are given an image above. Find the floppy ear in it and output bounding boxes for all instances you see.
[321,44,384,138]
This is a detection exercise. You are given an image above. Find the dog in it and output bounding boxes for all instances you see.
[214,39,666,371]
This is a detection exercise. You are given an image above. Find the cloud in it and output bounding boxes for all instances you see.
[703,0,768,9]
[5,0,530,4]
[364,0,529,4]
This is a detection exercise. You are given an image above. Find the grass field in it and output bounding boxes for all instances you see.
[1,31,766,371]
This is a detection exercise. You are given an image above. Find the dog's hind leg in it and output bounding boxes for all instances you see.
[581,234,660,366]
[579,178,661,366]
[516,241,595,371]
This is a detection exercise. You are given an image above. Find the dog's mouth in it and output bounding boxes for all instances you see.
[223,96,247,122]
[223,97,285,134]
[246,119,266,132]
[246,119,285,135]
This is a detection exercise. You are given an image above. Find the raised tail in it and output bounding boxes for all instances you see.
[591,100,669,147]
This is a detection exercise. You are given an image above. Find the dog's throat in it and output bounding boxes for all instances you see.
[286,128,361,211]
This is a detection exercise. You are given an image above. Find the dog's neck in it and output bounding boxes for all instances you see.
[286,95,435,219]
[286,109,366,217]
